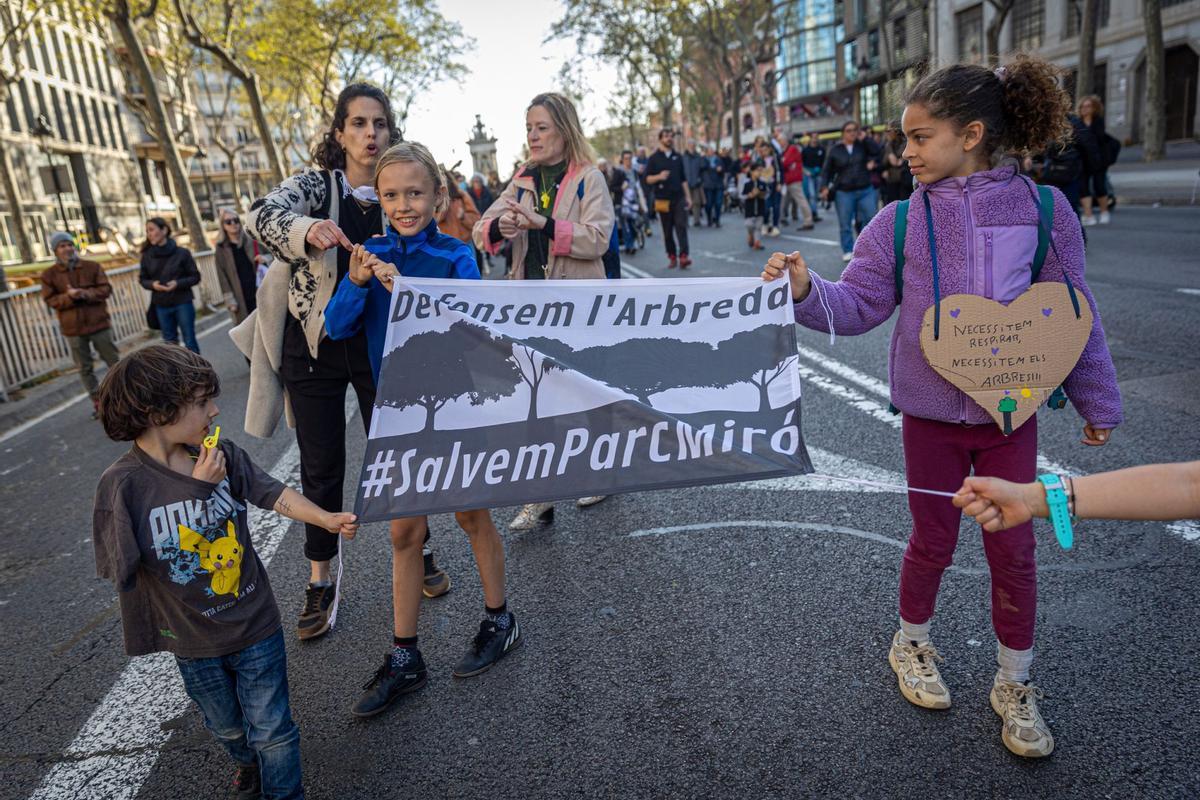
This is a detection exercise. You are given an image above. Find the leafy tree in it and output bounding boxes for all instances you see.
[551,0,684,128]
[173,0,287,183]
[378,320,521,432]
[505,336,576,421]
[679,0,775,153]
[69,0,207,247]
[713,326,800,412]
[569,337,721,405]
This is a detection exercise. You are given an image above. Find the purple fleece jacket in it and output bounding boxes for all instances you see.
[794,165,1123,427]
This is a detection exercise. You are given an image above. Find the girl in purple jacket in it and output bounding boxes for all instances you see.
[762,56,1122,759]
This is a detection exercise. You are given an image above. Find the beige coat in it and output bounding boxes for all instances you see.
[213,233,270,325]
[473,162,613,280]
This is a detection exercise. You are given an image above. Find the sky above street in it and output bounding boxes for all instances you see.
[403,0,620,178]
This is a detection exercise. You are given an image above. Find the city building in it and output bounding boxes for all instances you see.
[931,0,1199,144]
[774,0,857,136]
[839,0,933,129]
[0,4,147,262]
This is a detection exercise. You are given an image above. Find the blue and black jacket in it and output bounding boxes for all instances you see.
[324,219,480,381]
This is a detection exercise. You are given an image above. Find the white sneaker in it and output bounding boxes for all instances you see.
[842,252,853,262]
[576,495,607,508]
[1082,215,1097,226]
[508,502,554,531]
[1099,211,1111,224]
[888,631,951,709]
[990,677,1055,758]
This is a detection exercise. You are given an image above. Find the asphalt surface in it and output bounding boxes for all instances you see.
[1,202,1198,800]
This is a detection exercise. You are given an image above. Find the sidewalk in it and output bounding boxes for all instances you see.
[0,311,231,440]
[1110,140,1200,206]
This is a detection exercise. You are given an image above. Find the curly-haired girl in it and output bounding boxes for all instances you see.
[762,55,1122,758]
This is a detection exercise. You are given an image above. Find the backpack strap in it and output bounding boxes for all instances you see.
[893,199,910,303]
[1031,184,1053,279]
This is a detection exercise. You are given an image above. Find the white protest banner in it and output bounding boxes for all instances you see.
[354,276,812,522]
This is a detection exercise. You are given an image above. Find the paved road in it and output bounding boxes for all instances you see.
[2,204,1198,799]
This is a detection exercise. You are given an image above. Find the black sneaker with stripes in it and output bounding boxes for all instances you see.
[453,613,522,678]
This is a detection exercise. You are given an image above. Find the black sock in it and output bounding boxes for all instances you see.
[485,603,510,629]
[391,636,418,668]
[393,635,418,648]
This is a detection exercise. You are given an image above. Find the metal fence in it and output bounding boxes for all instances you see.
[0,250,221,400]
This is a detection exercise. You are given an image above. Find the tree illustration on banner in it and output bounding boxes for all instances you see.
[378,320,522,431]
[506,336,575,421]
[714,326,799,412]
[569,337,720,405]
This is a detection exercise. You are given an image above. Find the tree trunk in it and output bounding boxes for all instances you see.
[730,80,743,155]
[985,0,1014,65]
[527,389,538,421]
[0,135,35,268]
[110,10,207,249]
[1142,0,1166,161]
[243,73,285,184]
[423,403,437,431]
[1077,0,1098,100]
[228,155,243,214]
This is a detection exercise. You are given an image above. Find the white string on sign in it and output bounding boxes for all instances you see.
[808,473,961,499]
[807,268,837,346]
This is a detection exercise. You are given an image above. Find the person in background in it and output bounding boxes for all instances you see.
[469,174,494,213]
[740,163,766,250]
[801,133,825,222]
[753,138,782,237]
[139,216,201,353]
[881,126,913,205]
[1077,95,1111,226]
[436,174,482,246]
[214,209,271,326]
[633,145,654,235]
[473,92,615,529]
[780,133,815,230]
[821,120,881,262]
[682,141,705,227]
[645,128,691,268]
[699,144,725,227]
[40,231,119,417]
[242,83,451,642]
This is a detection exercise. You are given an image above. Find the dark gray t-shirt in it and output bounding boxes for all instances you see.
[92,441,285,658]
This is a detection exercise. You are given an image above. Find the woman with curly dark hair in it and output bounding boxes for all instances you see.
[761,55,1121,759]
[239,83,450,644]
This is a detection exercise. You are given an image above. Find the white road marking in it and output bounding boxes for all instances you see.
[778,234,840,247]
[794,346,1077,475]
[0,315,234,447]
[28,400,354,800]
[745,447,905,494]
[1176,288,1200,296]
[1167,520,1200,542]
[696,250,758,266]
[0,393,89,446]
[619,261,654,279]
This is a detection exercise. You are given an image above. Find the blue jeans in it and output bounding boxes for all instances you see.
[767,189,782,227]
[175,630,303,800]
[834,186,879,255]
[156,301,199,353]
[703,187,723,224]
[802,169,821,214]
[620,212,639,250]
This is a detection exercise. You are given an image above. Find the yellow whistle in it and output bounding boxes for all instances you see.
[203,425,221,450]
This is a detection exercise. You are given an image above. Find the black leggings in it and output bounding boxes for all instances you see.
[657,200,689,258]
[281,328,376,563]
[1083,169,1108,201]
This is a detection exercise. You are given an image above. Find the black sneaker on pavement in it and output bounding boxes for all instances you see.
[297,583,336,641]
[232,763,261,799]
[453,614,523,678]
[351,650,428,718]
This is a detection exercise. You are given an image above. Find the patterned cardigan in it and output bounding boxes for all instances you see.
[233,169,383,437]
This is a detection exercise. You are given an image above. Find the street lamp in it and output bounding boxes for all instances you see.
[31,113,72,236]
[195,145,216,223]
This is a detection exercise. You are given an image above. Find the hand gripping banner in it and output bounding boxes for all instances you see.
[354,276,813,522]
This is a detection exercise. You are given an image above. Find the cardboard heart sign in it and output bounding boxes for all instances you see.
[919,283,1093,435]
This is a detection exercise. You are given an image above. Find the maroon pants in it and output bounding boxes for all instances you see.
[899,414,1039,650]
